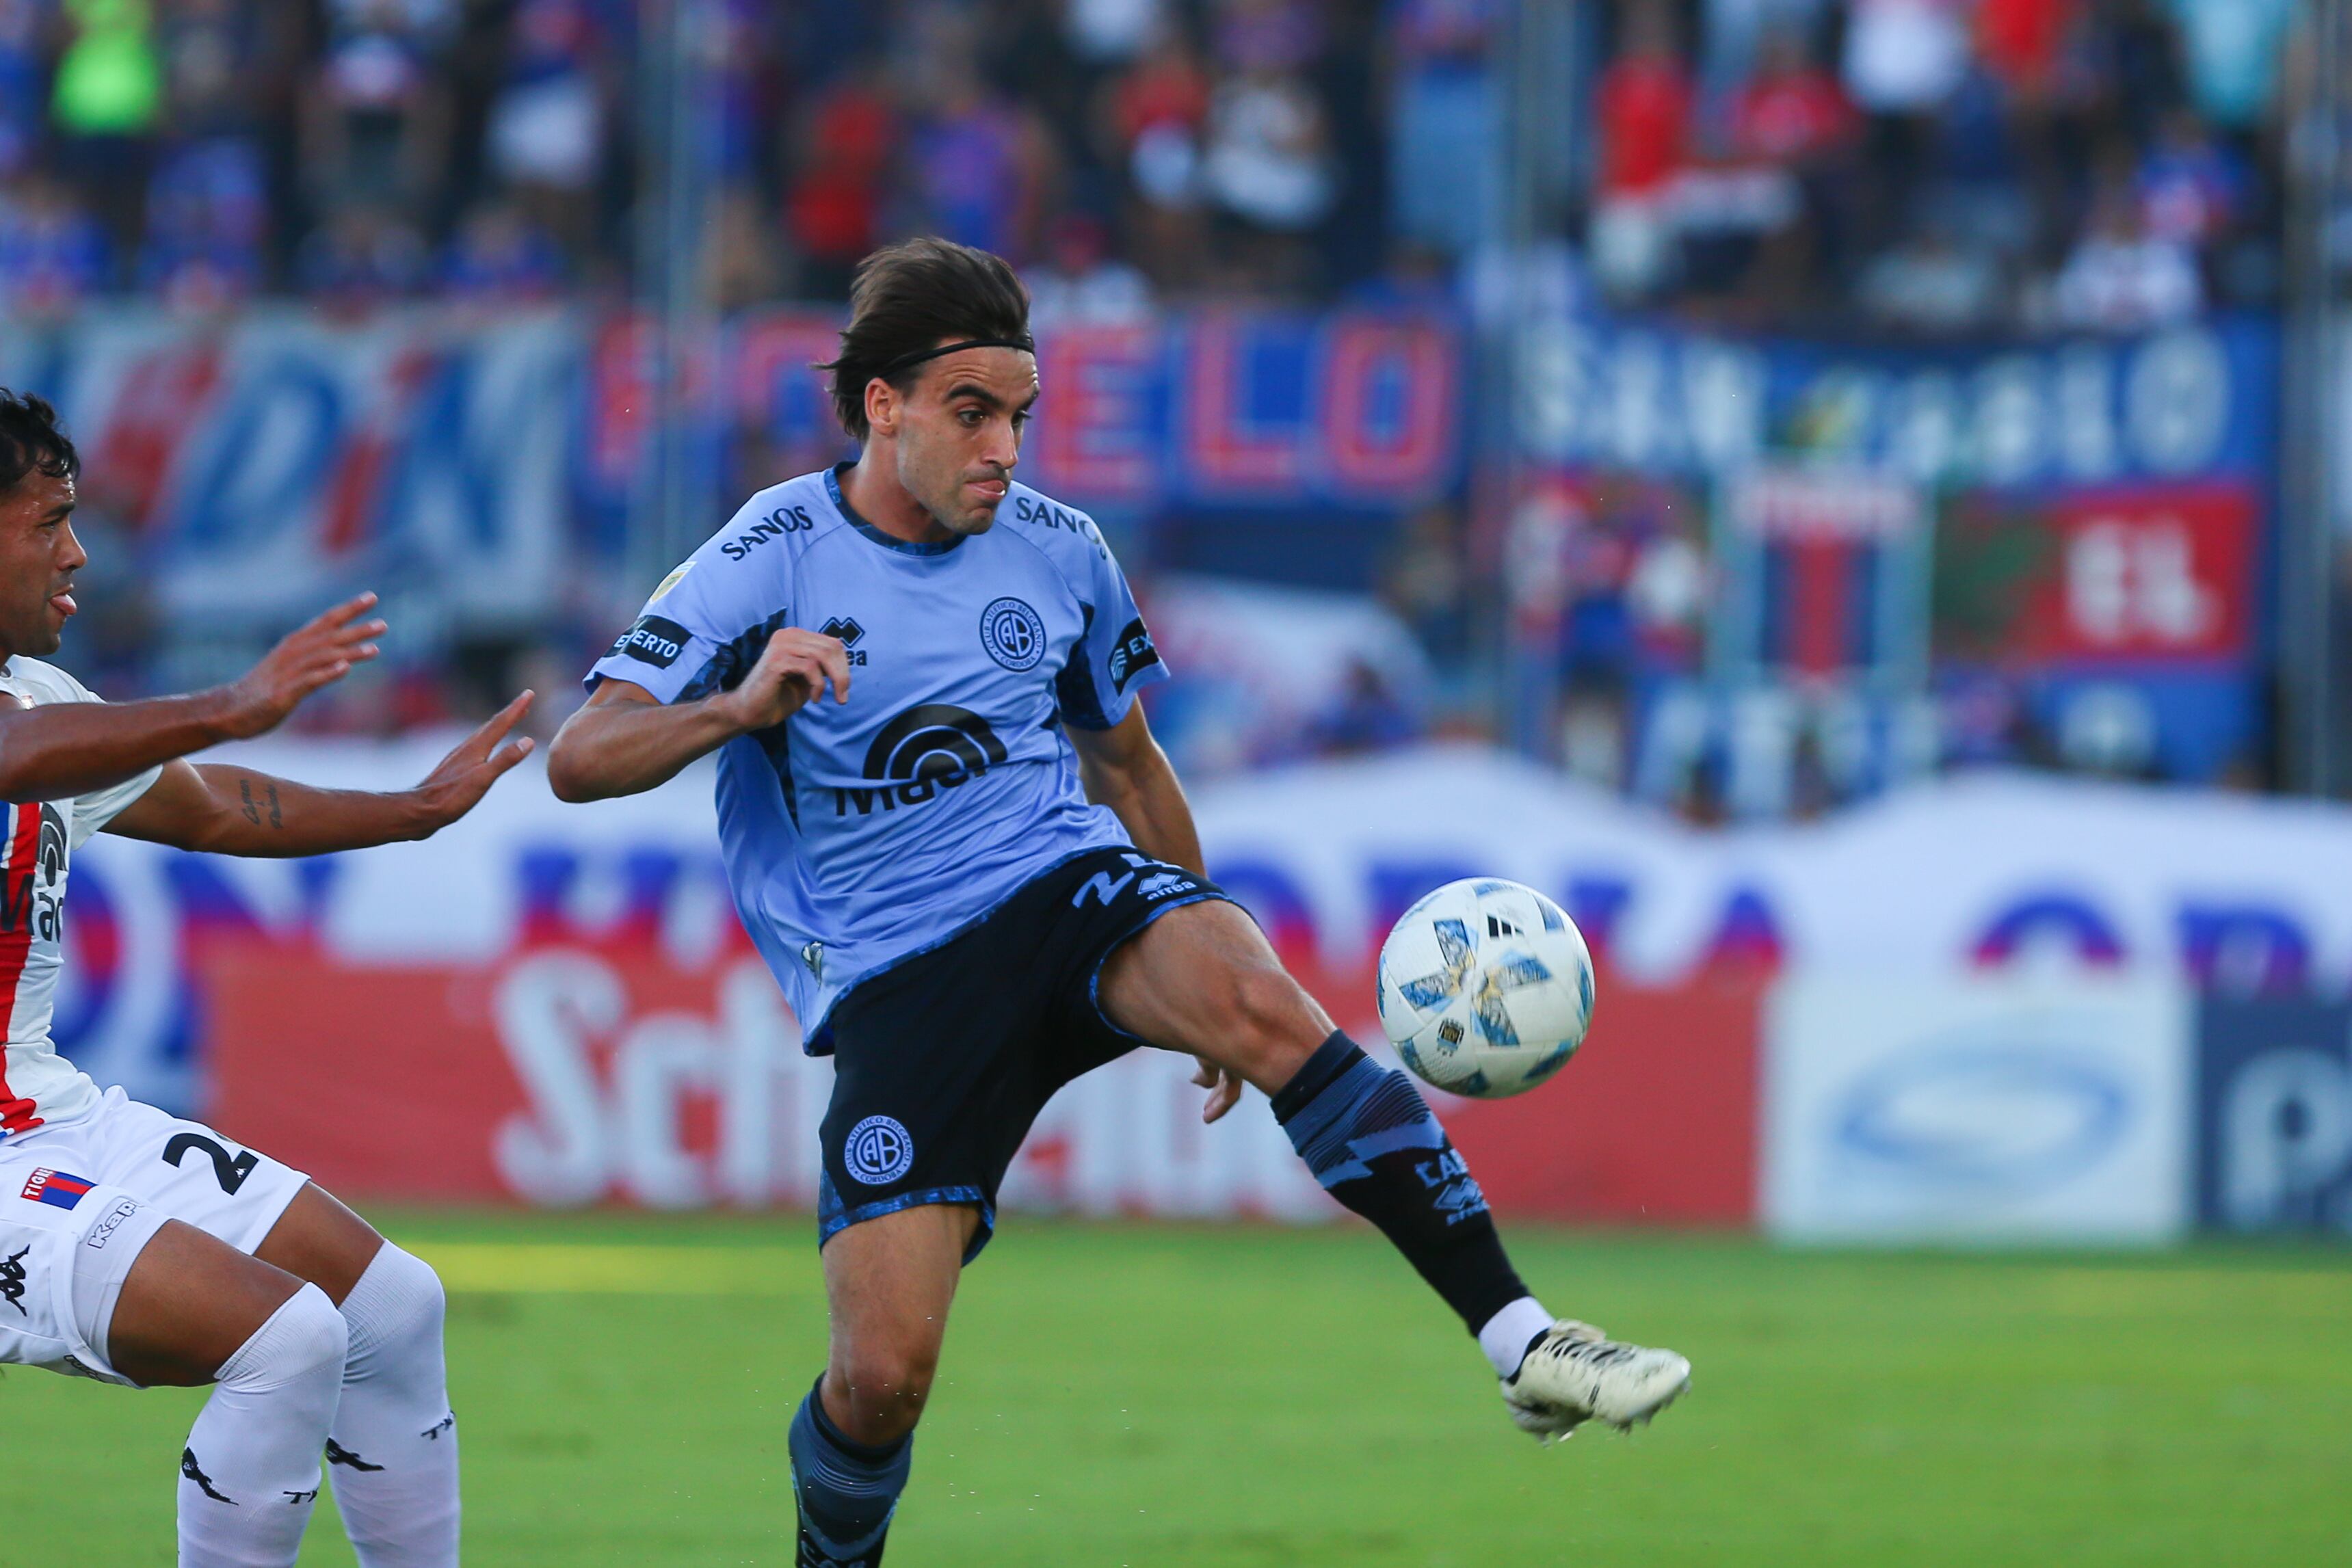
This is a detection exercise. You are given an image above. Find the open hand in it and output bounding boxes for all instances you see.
[408,691,537,835]
[215,594,386,739]
[712,628,851,732]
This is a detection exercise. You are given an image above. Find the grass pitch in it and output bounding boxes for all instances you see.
[4,1212,2348,1567]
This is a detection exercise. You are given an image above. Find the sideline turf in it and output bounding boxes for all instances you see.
[4,1212,2347,1567]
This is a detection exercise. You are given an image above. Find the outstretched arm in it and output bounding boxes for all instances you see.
[1068,702,1203,877]
[546,628,850,802]
[105,693,537,856]
[0,594,386,801]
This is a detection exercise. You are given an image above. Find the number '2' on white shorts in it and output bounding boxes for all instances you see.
[0,1087,310,1381]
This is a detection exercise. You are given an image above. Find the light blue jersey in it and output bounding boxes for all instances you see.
[587,466,1168,1048]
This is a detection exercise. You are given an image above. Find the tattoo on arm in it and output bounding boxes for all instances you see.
[237,778,285,830]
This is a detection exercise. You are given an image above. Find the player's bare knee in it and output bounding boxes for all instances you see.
[1224,964,1321,1076]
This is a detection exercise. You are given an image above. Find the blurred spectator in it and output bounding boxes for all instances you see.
[1214,0,1325,75]
[1976,0,2080,102]
[1378,501,1468,665]
[1726,25,1853,165]
[704,186,785,310]
[1099,27,1209,284]
[1065,0,1167,66]
[0,171,108,312]
[786,62,898,299]
[1841,0,1971,116]
[1386,0,1501,258]
[140,134,266,308]
[2137,107,2245,245]
[50,0,163,265]
[2167,0,2293,131]
[2049,172,2204,331]
[486,0,610,262]
[302,0,454,223]
[908,77,1053,262]
[1589,0,1691,300]
[1025,211,1152,326]
[0,0,50,180]
[1857,211,2004,333]
[441,199,566,300]
[1307,656,1416,755]
[296,200,426,306]
[1201,59,1336,260]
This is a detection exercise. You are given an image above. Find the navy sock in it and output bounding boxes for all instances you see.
[1273,1032,1531,1336]
[789,1378,912,1568]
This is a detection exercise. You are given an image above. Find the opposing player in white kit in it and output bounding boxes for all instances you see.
[0,390,533,1567]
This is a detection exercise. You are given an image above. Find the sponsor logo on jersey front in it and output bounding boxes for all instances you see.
[611,615,691,670]
[719,503,816,560]
[819,616,865,646]
[834,704,1009,816]
[845,1115,915,1185]
[979,597,1047,672]
[20,1167,92,1210]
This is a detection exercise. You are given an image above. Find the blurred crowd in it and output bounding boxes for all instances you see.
[0,0,2297,328]
[1588,0,2290,334]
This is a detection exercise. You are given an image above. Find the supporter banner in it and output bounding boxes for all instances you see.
[1516,310,2276,497]
[0,306,578,630]
[2195,997,2352,1234]
[594,307,1466,516]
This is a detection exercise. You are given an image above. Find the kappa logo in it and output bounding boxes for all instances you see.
[979,597,1047,672]
[182,1448,237,1504]
[82,1197,140,1249]
[611,614,691,670]
[325,1439,384,1473]
[834,704,1008,816]
[1106,618,1159,693]
[1,1243,27,1316]
[845,1115,914,1186]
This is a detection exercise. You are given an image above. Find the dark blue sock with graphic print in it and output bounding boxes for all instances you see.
[789,1378,911,1568]
[1272,1032,1534,1344]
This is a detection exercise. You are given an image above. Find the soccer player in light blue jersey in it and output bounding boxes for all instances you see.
[549,239,1689,1567]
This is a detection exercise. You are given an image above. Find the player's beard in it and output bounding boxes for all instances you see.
[897,434,1005,537]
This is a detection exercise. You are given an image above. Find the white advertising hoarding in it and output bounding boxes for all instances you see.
[1762,976,2193,1243]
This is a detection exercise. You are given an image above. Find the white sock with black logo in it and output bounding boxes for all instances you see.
[179,1283,349,1568]
[328,1244,462,1568]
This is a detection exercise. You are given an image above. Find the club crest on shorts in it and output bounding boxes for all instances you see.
[979,597,1046,672]
[845,1115,916,1185]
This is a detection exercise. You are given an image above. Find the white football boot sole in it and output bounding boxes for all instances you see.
[1501,1320,1691,1441]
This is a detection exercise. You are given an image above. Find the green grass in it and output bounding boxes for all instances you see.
[5,1211,2349,1566]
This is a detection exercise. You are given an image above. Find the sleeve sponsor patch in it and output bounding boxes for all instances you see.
[1107,617,1161,693]
[611,614,691,669]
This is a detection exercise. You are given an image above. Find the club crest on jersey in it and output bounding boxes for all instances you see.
[845,1116,914,1186]
[979,597,1046,672]
[20,1167,94,1210]
[835,704,1008,816]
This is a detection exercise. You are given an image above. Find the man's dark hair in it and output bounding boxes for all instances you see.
[819,238,1032,441]
[0,390,79,499]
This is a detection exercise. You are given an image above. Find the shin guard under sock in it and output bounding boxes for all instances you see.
[789,1378,912,1568]
[1273,1033,1533,1337]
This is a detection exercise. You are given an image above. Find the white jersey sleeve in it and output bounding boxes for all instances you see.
[5,663,165,847]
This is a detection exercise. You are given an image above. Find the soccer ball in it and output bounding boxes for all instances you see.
[1375,877,1595,1099]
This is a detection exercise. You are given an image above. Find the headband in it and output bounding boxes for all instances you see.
[873,336,1036,380]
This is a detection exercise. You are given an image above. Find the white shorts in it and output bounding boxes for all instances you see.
[0,1088,310,1381]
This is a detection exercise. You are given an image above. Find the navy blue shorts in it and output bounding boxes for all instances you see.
[816,847,1230,1261]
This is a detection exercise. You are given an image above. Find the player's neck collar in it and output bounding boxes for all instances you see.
[827,464,965,557]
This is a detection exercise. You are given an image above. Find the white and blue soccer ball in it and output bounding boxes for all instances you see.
[1375,877,1595,1099]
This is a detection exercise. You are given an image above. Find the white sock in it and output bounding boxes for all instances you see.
[179,1283,349,1568]
[1479,1296,1557,1379]
[329,1244,462,1568]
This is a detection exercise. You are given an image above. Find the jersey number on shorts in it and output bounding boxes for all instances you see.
[163,1132,260,1195]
